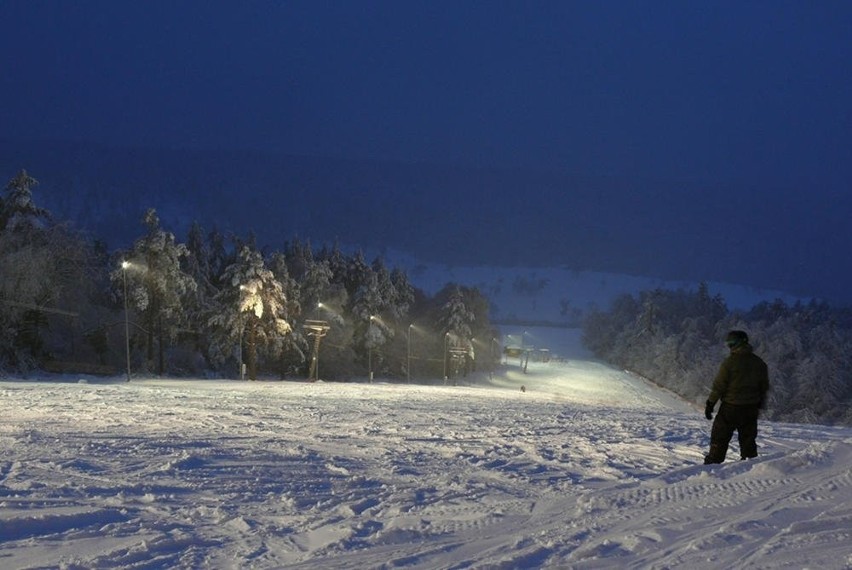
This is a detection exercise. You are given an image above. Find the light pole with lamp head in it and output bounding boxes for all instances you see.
[238,285,247,380]
[443,332,449,385]
[492,337,500,372]
[407,323,414,383]
[238,316,244,380]
[121,261,131,382]
[368,315,375,382]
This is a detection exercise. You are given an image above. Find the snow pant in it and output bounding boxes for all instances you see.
[704,402,760,464]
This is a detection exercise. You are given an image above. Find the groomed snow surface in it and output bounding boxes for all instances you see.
[2,329,851,569]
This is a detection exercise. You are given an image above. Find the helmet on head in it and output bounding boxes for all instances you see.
[725,330,748,348]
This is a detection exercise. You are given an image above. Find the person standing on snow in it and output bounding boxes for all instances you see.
[703,330,770,464]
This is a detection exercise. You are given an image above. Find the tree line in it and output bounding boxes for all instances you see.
[1,170,498,381]
[583,283,852,426]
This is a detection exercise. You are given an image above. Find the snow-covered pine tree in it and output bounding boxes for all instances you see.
[318,241,349,288]
[372,258,401,321]
[389,267,415,322]
[299,259,335,318]
[182,221,220,365]
[185,221,215,295]
[283,238,315,283]
[208,245,291,380]
[0,170,91,370]
[438,285,476,381]
[344,249,371,297]
[367,258,416,377]
[206,225,231,290]
[349,267,390,379]
[439,285,475,342]
[114,209,197,376]
[0,170,50,234]
[458,285,491,340]
[268,251,306,378]
[268,252,302,321]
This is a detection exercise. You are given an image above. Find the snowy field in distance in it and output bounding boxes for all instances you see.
[2,327,851,569]
[385,251,812,325]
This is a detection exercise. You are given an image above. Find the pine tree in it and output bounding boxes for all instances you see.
[182,221,219,365]
[115,209,197,375]
[185,221,214,294]
[344,250,370,297]
[372,258,402,321]
[349,268,387,379]
[438,285,476,381]
[284,238,315,282]
[300,259,335,317]
[268,251,306,378]
[1,170,50,234]
[319,241,349,288]
[208,245,291,380]
[390,268,415,321]
[206,226,230,289]
[440,285,475,341]
[0,170,88,369]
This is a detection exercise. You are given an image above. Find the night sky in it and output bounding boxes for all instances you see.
[2,2,852,302]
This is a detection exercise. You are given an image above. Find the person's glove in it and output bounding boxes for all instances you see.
[704,400,715,420]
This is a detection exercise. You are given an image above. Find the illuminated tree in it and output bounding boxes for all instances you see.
[115,209,197,375]
[208,245,291,380]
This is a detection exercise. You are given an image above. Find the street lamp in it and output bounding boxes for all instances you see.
[238,318,244,380]
[492,337,500,371]
[368,315,375,383]
[443,332,449,385]
[407,324,414,383]
[121,261,131,382]
[238,285,247,380]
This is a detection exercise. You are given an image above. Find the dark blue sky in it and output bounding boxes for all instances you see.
[3,1,852,301]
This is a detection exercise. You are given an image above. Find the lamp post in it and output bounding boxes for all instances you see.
[121,261,131,382]
[492,337,500,370]
[443,332,449,385]
[238,285,247,380]
[407,324,413,383]
[238,317,244,380]
[368,315,375,383]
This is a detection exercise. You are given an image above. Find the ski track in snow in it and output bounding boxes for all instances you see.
[1,355,851,569]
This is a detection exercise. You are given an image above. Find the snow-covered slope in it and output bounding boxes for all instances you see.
[2,330,850,569]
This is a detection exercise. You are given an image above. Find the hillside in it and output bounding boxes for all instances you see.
[389,254,809,327]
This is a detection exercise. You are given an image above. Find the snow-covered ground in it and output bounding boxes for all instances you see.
[2,328,850,569]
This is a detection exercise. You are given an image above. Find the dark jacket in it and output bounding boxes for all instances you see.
[708,343,769,406]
